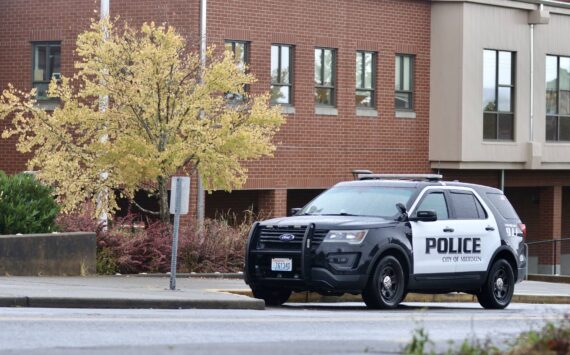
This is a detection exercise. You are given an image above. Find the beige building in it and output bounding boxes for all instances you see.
[430,0,570,274]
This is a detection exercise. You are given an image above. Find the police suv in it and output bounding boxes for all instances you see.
[244,174,527,309]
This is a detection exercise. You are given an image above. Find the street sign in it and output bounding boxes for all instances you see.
[169,176,190,290]
[170,176,190,215]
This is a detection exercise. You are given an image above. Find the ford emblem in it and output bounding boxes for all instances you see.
[279,234,296,241]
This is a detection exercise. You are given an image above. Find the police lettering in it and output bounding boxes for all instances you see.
[425,237,481,254]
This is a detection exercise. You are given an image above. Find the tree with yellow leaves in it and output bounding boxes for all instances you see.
[0,19,285,222]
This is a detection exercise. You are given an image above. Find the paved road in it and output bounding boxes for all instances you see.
[0,302,568,355]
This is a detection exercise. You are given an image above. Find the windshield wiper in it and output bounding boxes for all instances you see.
[320,212,359,216]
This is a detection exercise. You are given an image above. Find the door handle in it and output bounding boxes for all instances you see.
[443,227,454,233]
[485,226,495,231]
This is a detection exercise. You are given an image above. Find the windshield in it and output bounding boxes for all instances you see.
[300,186,415,218]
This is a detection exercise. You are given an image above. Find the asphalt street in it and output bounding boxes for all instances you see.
[0,302,568,355]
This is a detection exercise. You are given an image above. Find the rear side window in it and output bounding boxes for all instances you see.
[450,192,486,219]
[486,193,519,219]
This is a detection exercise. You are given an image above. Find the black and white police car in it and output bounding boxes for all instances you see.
[244,173,527,309]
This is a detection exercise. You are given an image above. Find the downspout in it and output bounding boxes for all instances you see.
[196,0,207,231]
[530,23,534,142]
[98,0,110,229]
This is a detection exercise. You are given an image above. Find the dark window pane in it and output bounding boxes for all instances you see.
[498,87,512,112]
[356,90,372,107]
[475,198,487,219]
[315,88,332,105]
[483,50,497,111]
[281,46,290,84]
[395,56,401,90]
[561,90,570,116]
[356,53,363,88]
[271,85,290,105]
[560,117,570,141]
[49,46,61,78]
[314,49,322,85]
[34,83,49,99]
[34,46,47,81]
[498,51,512,86]
[403,56,411,91]
[560,57,570,91]
[546,116,558,141]
[364,52,373,89]
[483,113,497,139]
[418,192,448,220]
[395,92,411,110]
[270,45,279,83]
[486,193,519,220]
[498,113,514,140]
[323,49,334,86]
[546,56,558,114]
[450,192,480,220]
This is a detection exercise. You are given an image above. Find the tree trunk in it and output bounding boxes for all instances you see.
[158,176,170,223]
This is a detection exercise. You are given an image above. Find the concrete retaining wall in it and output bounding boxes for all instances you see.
[0,232,96,276]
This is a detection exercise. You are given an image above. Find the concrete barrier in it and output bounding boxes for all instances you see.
[0,232,96,276]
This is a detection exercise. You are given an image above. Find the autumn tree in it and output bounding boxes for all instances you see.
[0,19,285,222]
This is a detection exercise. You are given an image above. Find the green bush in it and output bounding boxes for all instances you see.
[0,171,60,234]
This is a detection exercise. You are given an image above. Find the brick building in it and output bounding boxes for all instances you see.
[0,0,569,274]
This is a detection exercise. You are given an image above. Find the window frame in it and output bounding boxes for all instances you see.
[314,47,337,107]
[395,54,414,111]
[545,54,570,142]
[31,41,61,101]
[483,49,516,141]
[224,40,249,67]
[270,44,294,106]
[356,51,377,109]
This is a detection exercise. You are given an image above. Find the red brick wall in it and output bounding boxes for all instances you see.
[0,0,431,189]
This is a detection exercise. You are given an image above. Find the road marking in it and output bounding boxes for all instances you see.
[0,315,562,323]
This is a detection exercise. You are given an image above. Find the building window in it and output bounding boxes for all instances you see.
[395,54,414,110]
[483,50,515,140]
[224,40,249,101]
[270,44,293,105]
[314,48,336,106]
[356,51,376,108]
[32,42,61,100]
[546,55,570,141]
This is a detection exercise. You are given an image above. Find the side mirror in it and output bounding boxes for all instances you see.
[396,203,408,222]
[290,208,302,216]
[409,210,438,222]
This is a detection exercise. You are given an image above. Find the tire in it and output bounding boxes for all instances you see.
[362,255,406,309]
[252,286,292,306]
[477,259,514,309]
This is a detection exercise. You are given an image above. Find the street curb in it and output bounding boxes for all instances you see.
[528,274,570,284]
[0,296,265,310]
[126,273,244,279]
[220,290,570,305]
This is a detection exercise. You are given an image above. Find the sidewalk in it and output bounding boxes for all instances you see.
[0,276,569,310]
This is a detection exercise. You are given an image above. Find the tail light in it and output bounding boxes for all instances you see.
[518,223,527,240]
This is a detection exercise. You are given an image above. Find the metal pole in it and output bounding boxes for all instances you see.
[170,178,182,290]
[97,0,110,230]
[196,0,207,231]
[530,23,535,142]
[500,170,505,192]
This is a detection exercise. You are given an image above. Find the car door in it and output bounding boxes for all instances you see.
[409,188,461,275]
[447,189,501,274]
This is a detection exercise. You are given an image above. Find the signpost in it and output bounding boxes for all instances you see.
[169,176,190,290]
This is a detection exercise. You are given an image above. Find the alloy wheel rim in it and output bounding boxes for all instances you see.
[380,265,398,301]
[493,267,510,302]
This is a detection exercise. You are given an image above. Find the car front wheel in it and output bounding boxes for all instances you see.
[251,286,292,306]
[362,255,406,309]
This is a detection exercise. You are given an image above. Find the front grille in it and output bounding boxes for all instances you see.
[253,226,329,279]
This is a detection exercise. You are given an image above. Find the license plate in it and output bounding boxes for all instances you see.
[271,258,292,272]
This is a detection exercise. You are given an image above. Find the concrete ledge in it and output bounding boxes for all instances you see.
[0,232,96,276]
[222,290,570,305]
[528,274,570,284]
[0,296,264,310]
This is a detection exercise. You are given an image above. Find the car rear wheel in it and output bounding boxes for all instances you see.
[362,255,406,309]
[477,259,514,309]
[251,286,292,306]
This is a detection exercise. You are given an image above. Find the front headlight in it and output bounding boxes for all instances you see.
[323,230,368,244]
